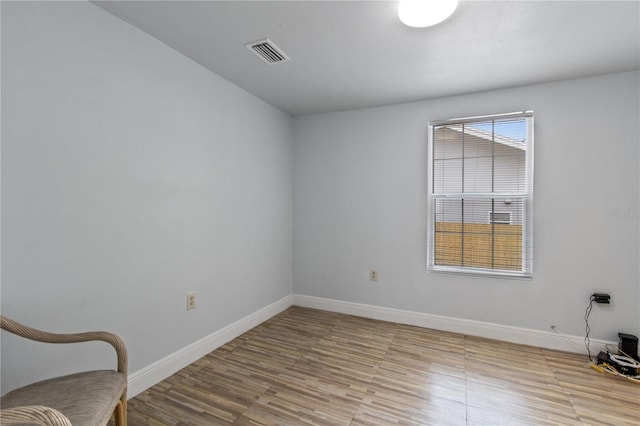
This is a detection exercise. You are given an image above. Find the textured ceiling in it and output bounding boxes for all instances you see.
[95,1,640,116]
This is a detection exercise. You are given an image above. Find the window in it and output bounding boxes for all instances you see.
[428,112,534,278]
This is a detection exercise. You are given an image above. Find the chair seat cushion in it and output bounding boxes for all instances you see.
[0,370,126,426]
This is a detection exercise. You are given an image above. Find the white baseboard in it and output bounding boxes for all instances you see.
[128,293,615,398]
[127,294,294,398]
[292,294,615,355]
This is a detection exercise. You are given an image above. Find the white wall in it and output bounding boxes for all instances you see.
[1,1,293,393]
[2,0,638,399]
[293,71,640,342]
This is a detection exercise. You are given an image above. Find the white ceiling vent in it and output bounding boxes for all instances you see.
[246,39,291,65]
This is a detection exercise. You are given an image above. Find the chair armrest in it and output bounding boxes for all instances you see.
[0,405,72,426]
[0,316,127,376]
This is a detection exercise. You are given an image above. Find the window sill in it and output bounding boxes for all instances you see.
[428,265,532,280]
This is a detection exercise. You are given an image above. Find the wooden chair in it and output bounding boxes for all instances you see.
[0,316,127,426]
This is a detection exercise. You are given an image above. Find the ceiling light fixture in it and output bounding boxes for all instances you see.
[398,0,459,28]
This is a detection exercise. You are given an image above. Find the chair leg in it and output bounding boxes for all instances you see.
[114,399,127,426]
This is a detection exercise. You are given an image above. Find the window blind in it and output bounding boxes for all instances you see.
[428,112,534,278]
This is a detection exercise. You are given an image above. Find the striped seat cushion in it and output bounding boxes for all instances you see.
[1,370,125,426]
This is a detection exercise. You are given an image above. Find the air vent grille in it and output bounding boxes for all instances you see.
[246,39,291,65]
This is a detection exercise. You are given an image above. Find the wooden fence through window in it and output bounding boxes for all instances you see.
[434,222,522,270]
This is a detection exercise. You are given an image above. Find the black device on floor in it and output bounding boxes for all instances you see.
[618,332,639,361]
[595,351,639,376]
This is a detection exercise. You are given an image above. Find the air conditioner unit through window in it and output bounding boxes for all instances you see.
[489,211,511,224]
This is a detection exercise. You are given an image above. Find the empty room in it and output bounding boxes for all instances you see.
[1,1,639,425]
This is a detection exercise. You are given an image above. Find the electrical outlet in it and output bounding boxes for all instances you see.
[369,269,378,281]
[186,292,197,310]
[592,292,611,304]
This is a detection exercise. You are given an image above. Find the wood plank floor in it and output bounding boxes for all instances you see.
[117,307,640,425]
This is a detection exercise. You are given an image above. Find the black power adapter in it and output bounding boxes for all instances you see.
[592,293,611,304]
[619,333,639,361]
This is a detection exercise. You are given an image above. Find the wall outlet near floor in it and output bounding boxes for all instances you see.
[369,269,378,281]
[186,292,197,310]
[592,292,611,304]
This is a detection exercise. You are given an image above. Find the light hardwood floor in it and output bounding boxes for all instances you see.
[118,307,640,425]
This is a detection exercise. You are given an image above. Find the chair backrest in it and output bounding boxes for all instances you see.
[0,316,127,376]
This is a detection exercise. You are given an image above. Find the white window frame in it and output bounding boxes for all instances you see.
[427,111,534,278]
